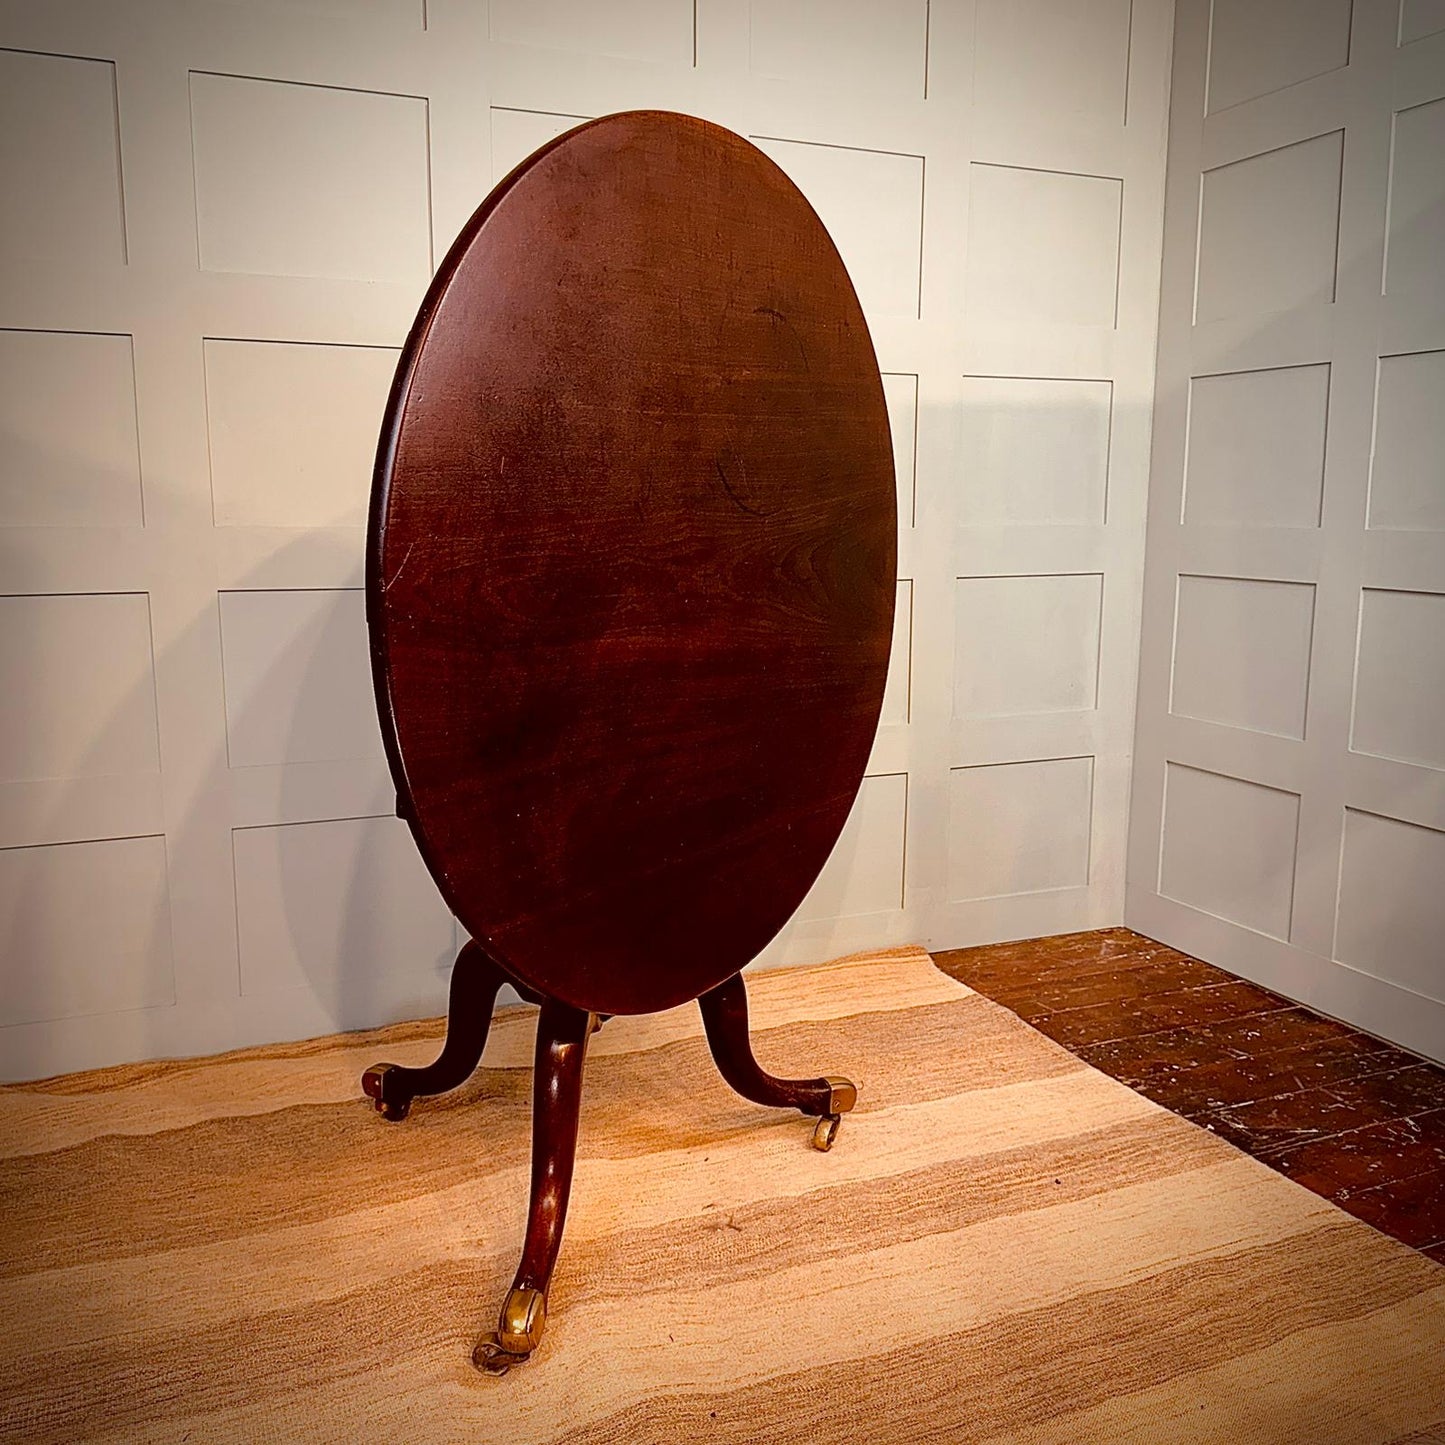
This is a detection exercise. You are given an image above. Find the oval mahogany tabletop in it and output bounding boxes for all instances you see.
[369,111,896,1016]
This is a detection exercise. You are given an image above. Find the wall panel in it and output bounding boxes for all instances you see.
[0,48,126,271]
[1335,809,1445,1001]
[232,814,454,998]
[0,593,160,783]
[1400,0,1445,46]
[0,329,143,528]
[1350,588,1445,769]
[794,773,908,922]
[218,589,381,768]
[881,581,913,727]
[189,72,432,282]
[965,165,1122,327]
[1170,575,1315,739]
[973,0,1131,126]
[0,835,174,1028]
[947,757,1094,901]
[1383,96,1445,301]
[1195,131,1343,322]
[1182,365,1328,528]
[205,340,398,528]
[954,574,1103,717]
[1370,350,1445,530]
[881,372,919,526]
[1204,0,1353,115]
[1159,763,1299,939]
[957,376,1112,526]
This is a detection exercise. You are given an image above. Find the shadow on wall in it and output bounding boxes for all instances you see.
[0,591,175,1045]
[249,539,457,1036]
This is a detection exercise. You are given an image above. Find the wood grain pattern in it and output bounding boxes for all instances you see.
[2,948,1443,1443]
[369,111,896,1016]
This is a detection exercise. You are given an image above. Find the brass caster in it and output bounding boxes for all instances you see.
[812,1114,841,1151]
[361,1063,412,1122]
[825,1075,857,1115]
[500,1284,547,1352]
[472,1334,531,1377]
[471,1285,547,1374]
[809,1077,855,1150]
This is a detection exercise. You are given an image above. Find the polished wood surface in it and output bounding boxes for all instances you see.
[361,940,516,1120]
[472,996,595,1365]
[935,928,1445,1265]
[369,110,896,1017]
[700,971,835,1115]
[365,111,882,1366]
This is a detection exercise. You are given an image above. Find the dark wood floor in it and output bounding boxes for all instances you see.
[933,928,1445,1266]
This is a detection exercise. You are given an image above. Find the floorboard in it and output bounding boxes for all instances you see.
[933,927,1445,1262]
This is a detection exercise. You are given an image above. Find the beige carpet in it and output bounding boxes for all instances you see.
[1,946,1443,1443]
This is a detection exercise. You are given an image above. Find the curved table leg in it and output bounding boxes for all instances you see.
[361,939,504,1121]
[474,997,594,1373]
[698,971,857,1152]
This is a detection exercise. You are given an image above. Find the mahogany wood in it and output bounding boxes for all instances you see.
[513,999,593,1297]
[364,109,890,1367]
[361,940,507,1119]
[368,109,896,1018]
[699,971,834,1117]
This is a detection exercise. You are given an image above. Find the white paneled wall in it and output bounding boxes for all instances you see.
[1129,0,1445,1063]
[0,0,1172,1080]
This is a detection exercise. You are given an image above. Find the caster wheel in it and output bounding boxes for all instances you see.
[812,1114,841,1151]
[473,1335,530,1376]
[810,1075,856,1150]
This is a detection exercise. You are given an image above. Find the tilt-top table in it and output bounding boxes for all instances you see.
[360,110,896,1371]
